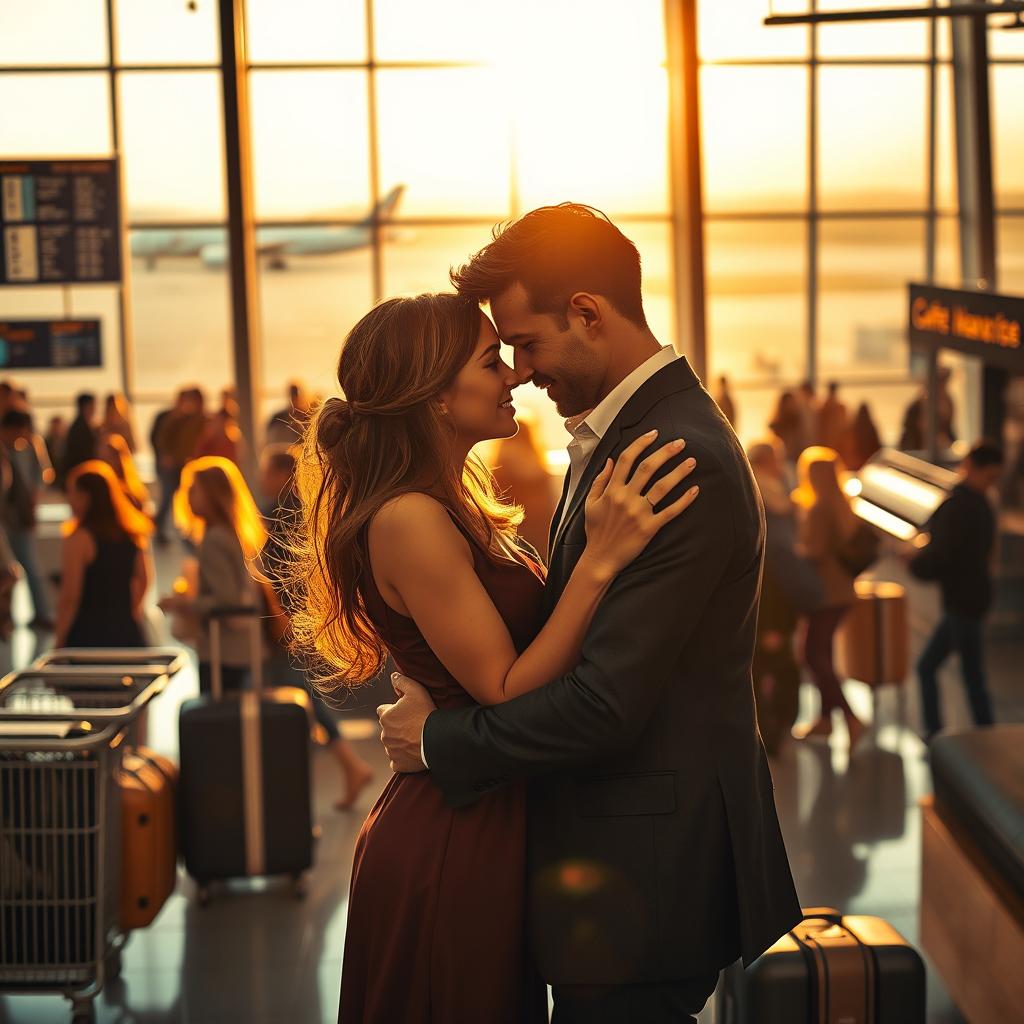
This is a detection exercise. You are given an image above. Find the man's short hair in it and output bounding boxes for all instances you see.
[76,392,95,414]
[263,444,296,477]
[1,409,32,431]
[967,440,1004,469]
[450,203,647,328]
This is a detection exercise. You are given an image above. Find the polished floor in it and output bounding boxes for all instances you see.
[1,542,1021,1023]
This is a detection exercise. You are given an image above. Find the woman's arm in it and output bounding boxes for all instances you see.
[54,530,91,646]
[371,434,698,707]
[130,544,153,617]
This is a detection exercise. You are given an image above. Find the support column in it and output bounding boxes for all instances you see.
[952,13,1005,445]
[219,0,262,477]
[664,0,707,379]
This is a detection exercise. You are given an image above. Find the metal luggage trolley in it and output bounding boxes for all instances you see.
[0,665,170,1022]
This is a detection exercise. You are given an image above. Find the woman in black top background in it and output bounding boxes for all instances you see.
[55,460,154,648]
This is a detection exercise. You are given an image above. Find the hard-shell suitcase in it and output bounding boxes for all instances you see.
[178,607,313,901]
[716,908,925,1023]
[119,747,178,930]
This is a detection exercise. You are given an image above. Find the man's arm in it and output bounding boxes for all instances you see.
[421,449,740,807]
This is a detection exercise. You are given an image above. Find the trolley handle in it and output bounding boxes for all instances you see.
[207,605,265,700]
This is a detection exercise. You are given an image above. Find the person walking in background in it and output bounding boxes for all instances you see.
[259,445,374,809]
[713,374,738,431]
[490,417,557,560]
[769,390,806,469]
[54,460,153,648]
[102,392,138,453]
[791,446,867,747]
[748,439,825,758]
[843,402,883,471]
[0,409,54,630]
[154,387,208,543]
[795,380,819,449]
[44,415,68,476]
[899,365,957,452]
[158,456,265,696]
[910,441,1003,743]
[194,397,245,467]
[816,381,848,454]
[266,381,312,447]
[151,391,185,543]
[60,392,99,487]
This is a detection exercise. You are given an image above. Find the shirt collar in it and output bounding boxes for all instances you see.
[564,346,678,443]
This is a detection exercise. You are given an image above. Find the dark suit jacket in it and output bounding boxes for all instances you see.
[423,357,801,985]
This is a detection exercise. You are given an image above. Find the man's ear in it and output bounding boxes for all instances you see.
[568,292,602,332]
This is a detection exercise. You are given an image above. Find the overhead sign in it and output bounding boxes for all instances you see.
[0,319,102,370]
[0,159,122,285]
[908,283,1024,371]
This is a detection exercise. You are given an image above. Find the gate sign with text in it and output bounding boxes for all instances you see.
[0,320,102,370]
[0,160,122,285]
[908,283,1024,371]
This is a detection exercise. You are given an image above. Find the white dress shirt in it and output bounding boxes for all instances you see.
[420,345,679,769]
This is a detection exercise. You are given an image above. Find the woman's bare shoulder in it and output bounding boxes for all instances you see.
[368,493,471,561]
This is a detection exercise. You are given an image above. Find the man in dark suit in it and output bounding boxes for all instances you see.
[379,205,801,1023]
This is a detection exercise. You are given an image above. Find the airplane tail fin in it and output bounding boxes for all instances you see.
[363,185,405,225]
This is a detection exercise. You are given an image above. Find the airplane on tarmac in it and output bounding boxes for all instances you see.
[130,185,405,270]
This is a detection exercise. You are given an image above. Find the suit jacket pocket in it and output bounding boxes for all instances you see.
[576,771,676,817]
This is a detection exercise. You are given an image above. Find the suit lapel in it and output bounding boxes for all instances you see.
[547,464,572,559]
[547,357,702,574]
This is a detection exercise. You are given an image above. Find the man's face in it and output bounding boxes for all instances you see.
[489,282,605,419]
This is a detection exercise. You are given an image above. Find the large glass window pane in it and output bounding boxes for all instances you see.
[116,0,219,66]
[374,0,664,65]
[818,218,925,379]
[705,220,807,386]
[0,74,111,157]
[250,71,371,220]
[629,221,676,356]
[246,0,366,64]
[818,67,928,211]
[119,72,225,221]
[376,69,511,220]
[514,66,669,216]
[0,0,107,66]
[990,17,1024,59]
[258,238,375,402]
[130,229,233,395]
[382,223,495,296]
[993,65,1024,211]
[817,0,928,59]
[698,0,808,61]
[702,67,808,214]
[935,64,958,215]
[999,217,1024,293]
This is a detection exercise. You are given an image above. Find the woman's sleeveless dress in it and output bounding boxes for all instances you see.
[338,517,549,1024]
[65,534,144,647]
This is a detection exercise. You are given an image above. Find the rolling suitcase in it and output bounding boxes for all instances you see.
[119,747,178,930]
[178,607,313,902]
[716,908,925,1024]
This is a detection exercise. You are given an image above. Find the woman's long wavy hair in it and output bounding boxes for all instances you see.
[287,293,523,693]
[65,460,154,547]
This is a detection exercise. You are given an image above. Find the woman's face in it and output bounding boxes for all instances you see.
[441,314,521,447]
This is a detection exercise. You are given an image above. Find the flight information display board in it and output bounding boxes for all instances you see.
[0,319,102,369]
[0,160,122,285]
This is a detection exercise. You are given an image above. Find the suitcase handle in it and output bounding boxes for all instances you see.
[208,606,264,700]
[798,906,843,926]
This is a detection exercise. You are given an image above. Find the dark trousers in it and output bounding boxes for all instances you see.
[198,662,249,698]
[155,464,181,535]
[552,971,719,1024]
[803,605,852,715]
[917,611,994,738]
[754,631,801,754]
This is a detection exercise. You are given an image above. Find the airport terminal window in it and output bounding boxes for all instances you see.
[246,0,367,63]
[999,218,1024,292]
[816,0,929,59]
[698,0,808,61]
[705,219,808,387]
[993,64,1024,212]
[115,0,220,66]
[0,73,112,157]
[119,72,226,222]
[818,66,929,212]
[0,0,108,66]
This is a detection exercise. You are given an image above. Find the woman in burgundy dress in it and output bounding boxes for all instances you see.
[286,294,699,1024]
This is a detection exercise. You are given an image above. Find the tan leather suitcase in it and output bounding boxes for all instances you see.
[119,747,178,930]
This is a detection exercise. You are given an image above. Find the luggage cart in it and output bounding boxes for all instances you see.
[0,718,128,1023]
[32,648,187,678]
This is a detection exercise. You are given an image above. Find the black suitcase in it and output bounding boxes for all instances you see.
[178,607,313,901]
[716,908,925,1024]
